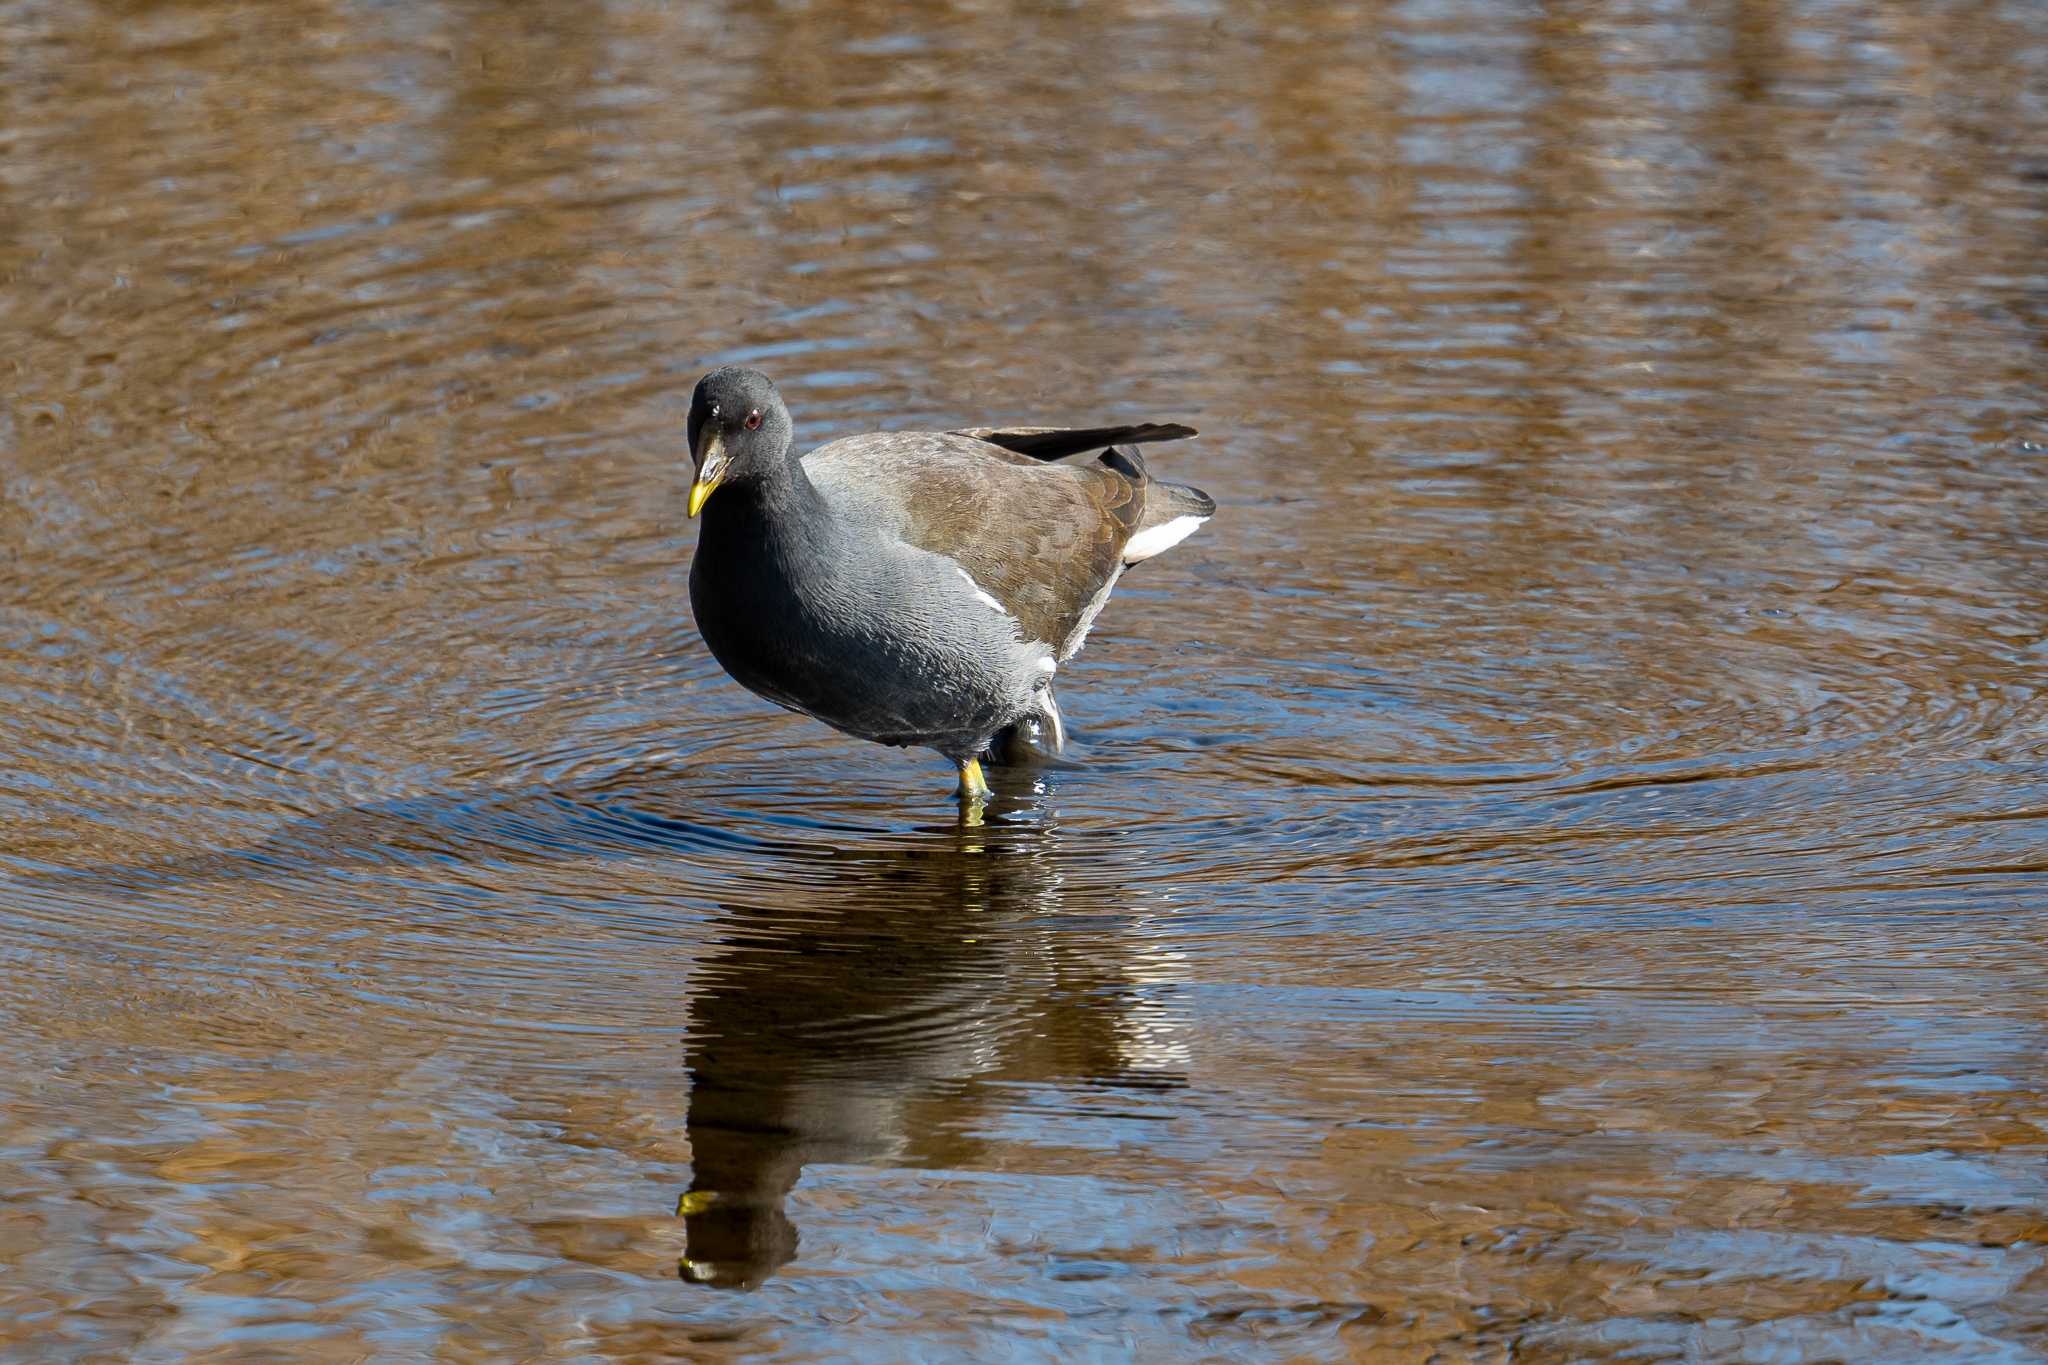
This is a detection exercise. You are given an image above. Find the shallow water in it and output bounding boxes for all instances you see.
[3,0,2046,1358]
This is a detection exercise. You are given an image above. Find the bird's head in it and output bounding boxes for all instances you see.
[686,366,793,516]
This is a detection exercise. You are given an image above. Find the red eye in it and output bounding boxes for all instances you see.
[744,409,762,430]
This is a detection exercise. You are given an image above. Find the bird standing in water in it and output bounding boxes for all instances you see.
[684,366,1213,811]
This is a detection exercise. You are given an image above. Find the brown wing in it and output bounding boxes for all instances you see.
[804,422,1205,653]
[809,434,1143,652]
[904,455,1143,652]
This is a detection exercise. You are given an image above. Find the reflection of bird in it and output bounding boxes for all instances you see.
[683,367,1214,808]
[674,814,1188,1291]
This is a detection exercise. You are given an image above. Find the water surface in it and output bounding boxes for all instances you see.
[3,0,2046,1358]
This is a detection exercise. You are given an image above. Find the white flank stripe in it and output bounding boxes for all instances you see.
[955,566,1008,615]
[1122,514,1207,563]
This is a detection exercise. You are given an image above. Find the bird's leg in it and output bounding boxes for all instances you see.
[956,757,991,814]
[957,757,990,799]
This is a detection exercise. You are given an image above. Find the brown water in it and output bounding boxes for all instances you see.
[3,0,2046,1358]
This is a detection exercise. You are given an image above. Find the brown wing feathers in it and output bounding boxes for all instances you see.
[882,423,1200,652]
[886,445,1150,651]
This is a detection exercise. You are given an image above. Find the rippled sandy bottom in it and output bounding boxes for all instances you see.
[3,0,2047,1357]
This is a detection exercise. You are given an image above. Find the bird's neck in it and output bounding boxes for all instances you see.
[703,448,835,568]
[746,444,822,521]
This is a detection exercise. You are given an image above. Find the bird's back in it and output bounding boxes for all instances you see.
[804,430,1168,659]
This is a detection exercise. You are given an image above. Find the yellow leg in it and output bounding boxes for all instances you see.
[956,759,990,827]
[956,757,990,822]
[957,757,991,800]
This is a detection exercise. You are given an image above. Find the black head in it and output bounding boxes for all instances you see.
[686,366,794,516]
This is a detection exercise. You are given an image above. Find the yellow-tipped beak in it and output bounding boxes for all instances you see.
[687,430,727,518]
[687,477,718,517]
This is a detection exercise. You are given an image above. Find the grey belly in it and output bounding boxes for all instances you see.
[691,569,1023,755]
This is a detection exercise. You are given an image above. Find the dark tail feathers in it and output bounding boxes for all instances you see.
[1098,444,1215,520]
[960,422,1197,462]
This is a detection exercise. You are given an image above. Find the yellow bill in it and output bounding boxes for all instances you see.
[688,430,728,517]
